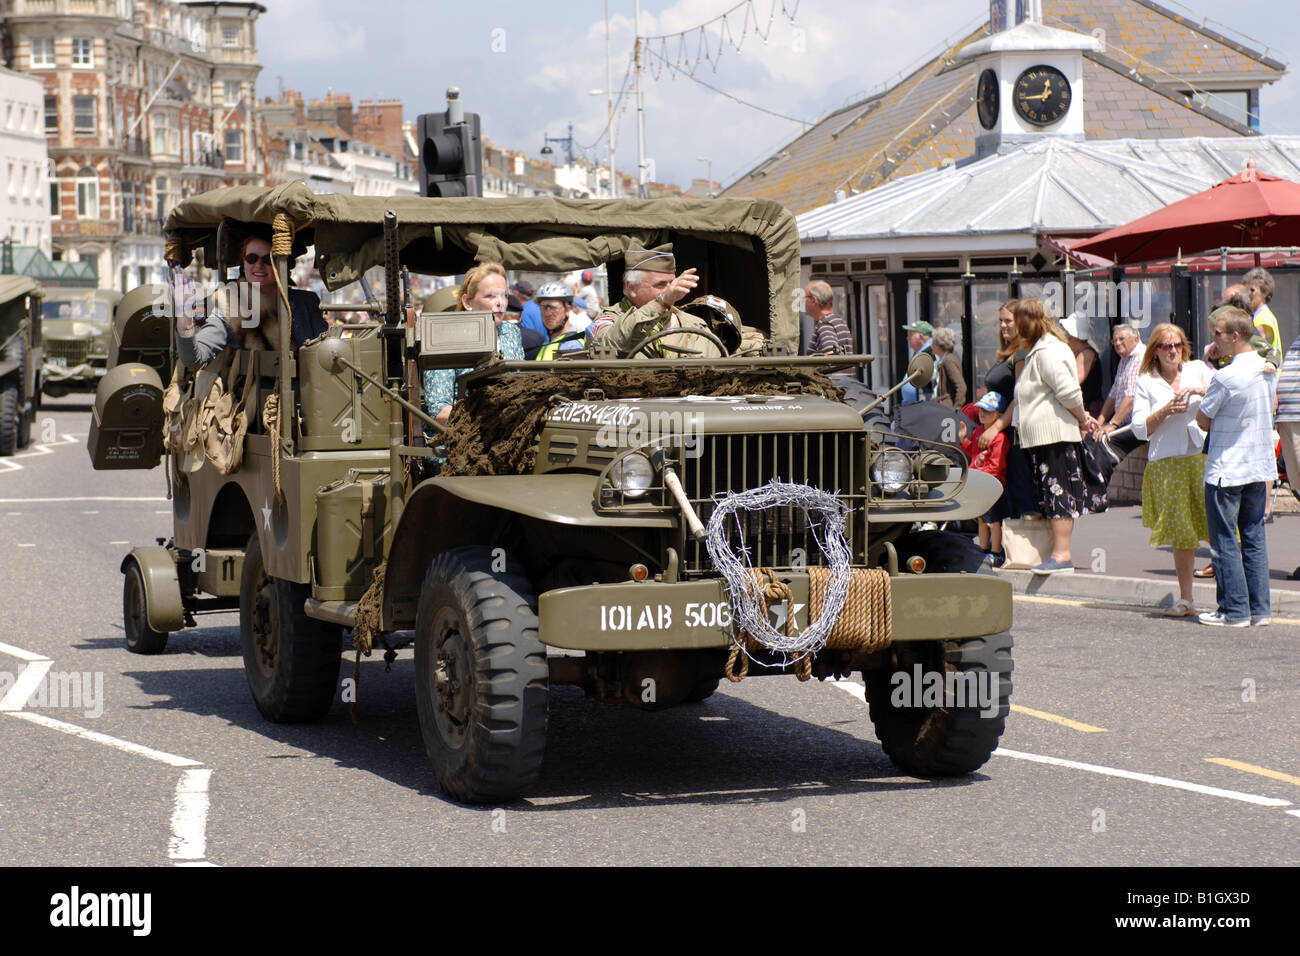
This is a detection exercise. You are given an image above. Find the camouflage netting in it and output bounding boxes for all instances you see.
[442,368,846,476]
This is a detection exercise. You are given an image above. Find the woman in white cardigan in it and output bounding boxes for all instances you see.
[1013,298,1104,574]
[1131,322,1214,616]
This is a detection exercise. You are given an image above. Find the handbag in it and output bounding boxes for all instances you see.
[1001,515,1052,569]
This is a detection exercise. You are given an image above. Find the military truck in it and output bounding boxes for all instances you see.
[40,287,121,399]
[0,275,44,456]
[92,183,1013,803]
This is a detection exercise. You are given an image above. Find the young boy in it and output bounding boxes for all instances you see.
[962,391,1011,566]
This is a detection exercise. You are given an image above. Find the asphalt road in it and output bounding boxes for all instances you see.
[1,399,1296,867]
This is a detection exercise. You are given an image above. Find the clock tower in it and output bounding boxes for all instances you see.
[960,1,1100,158]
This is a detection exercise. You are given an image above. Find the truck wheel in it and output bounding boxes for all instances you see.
[864,631,1013,776]
[0,380,17,456]
[414,546,548,803]
[123,561,169,654]
[240,532,342,722]
[684,678,720,703]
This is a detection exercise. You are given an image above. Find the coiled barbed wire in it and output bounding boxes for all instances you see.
[704,481,851,660]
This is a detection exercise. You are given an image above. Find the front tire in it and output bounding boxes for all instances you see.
[415,546,548,803]
[240,531,342,722]
[864,631,1013,776]
[0,380,17,456]
[123,561,169,654]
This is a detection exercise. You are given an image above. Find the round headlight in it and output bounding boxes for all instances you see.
[610,452,654,498]
[871,448,911,495]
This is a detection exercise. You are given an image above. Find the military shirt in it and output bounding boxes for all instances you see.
[590,296,723,359]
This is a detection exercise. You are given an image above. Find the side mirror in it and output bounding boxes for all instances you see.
[906,351,935,386]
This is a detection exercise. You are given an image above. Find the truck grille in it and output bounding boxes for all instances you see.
[680,431,867,571]
[45,339,91,365]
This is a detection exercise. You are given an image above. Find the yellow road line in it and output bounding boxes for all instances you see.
[1010,704,1108,733]
[1014,595,1090,607]
[1205,757,1300,787]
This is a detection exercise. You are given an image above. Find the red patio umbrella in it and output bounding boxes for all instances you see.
[1071,158,1300,264]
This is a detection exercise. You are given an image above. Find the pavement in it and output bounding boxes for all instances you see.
[995,501,1300,617]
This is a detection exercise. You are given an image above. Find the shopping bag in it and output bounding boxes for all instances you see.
[1001,515,1052,569]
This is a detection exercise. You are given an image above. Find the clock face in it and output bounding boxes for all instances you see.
[1013,65,1071,126]
[977,69,999,130]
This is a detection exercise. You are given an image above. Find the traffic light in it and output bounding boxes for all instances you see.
[417,104,482,198]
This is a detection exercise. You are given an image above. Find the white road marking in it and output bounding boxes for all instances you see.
[0,433,82,471]
[828,678,865,701]
[109,540,129,545]
[0,496,167,503]
[16,543,34,548]
[81,510,98,515]
[0,641,50,662]
[827,679,1293,815]
[7,711,202,768]
[168,769,212,861]
[0,659,51,710]
[0,643,215,865]
[993,748,1293,809]
[6,511,20,515]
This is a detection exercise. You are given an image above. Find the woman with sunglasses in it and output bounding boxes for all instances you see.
[1131,322,1215,616]
[176,231,327,367]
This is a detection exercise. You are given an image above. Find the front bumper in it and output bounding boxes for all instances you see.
[537,572,1012,651]
[43,359,106,385]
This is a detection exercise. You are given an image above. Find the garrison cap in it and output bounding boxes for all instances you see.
[625,242,676,273]
[422,285,461,314]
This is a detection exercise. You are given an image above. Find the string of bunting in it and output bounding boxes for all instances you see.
[640,0,801,78]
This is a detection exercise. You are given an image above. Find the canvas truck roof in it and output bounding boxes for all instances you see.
[163,183,802,350]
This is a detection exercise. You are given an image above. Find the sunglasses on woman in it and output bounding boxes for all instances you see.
[244,252,272,266]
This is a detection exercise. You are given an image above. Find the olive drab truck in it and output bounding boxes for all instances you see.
[40,287,122,399]
[90,182,1014,803]
[0,275,44,456]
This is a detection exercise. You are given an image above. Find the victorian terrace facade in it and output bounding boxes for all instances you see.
[1,0,267,290]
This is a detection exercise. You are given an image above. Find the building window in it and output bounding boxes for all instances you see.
[152,113,169,155]
[222,26,238,47]
[224,80,239,103]
[73,96,96,134]
[76,167,98,218]
[30,37,55,69]
[71,38,93,67]
[156,177,168,220]
[43,96,58,134]
[225,129,243,163]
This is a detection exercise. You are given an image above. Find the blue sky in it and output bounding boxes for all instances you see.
[256,0,1298,190]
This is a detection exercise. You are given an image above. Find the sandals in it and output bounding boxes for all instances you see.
[1194,564,1215,578]
[1164,599,1197,618]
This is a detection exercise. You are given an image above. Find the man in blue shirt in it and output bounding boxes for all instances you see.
[512,280,546,337]
[1195,307,1278,627]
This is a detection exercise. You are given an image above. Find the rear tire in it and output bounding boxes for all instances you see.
[683,677,720,703]
[864,631,1013,776]
[240,532,342,722]
[123,561,169,654]
[414,546,548,803]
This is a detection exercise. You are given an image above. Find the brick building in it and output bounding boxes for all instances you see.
[1,0,267,290]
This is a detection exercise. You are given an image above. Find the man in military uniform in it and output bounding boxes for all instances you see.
[588,243,724,358]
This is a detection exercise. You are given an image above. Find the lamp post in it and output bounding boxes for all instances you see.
[588,88,619,198]
[539,123,576,167]
[696,156,713,198]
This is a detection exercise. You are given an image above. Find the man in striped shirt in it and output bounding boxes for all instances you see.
[803,281,853,353]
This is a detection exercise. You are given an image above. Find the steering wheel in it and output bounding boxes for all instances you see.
[626,325,731,359]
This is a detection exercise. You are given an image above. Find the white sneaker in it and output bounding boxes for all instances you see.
[1198,611,1250,628]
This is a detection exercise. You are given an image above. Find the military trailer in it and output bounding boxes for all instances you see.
[40,287,121,398]
[0,275,44,456]
[92,183,1013,803]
